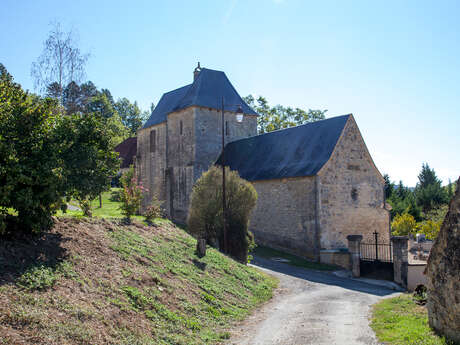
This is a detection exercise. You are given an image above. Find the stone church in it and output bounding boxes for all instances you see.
[134,65,390,261]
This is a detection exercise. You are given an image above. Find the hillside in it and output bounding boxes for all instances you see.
[0,218,277,345]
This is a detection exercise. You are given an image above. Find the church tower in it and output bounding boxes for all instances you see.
[137,65,258,223]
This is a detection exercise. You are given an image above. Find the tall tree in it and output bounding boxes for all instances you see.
[115,98,148,134]
[31,22,89,103]
[383,174,395,199]
[415,163,447,213]
[243,95,327,134]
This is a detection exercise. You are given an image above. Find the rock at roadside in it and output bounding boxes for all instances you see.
[425,177,460,344]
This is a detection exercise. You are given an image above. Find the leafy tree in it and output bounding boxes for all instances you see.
[391,213,417,237]
[0,64,64,232]
[115,98,148,134]
[56,113,120,216]
[31,22,89,103]
[243,95,327,134]
[187,166,257,263]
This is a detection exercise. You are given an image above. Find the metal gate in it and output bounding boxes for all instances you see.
[359,232,394,280]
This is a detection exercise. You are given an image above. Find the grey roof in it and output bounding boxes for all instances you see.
[143,68,258,128]
[216,115,351,181]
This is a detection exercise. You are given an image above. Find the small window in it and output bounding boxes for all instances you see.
[351,187,358,201]
[180,120,183,135]
[150,130,156,152]
[225,121,229,136]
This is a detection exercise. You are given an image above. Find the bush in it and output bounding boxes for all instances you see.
[187,166,257,263]
[119,166,145,222]
[0,65,63,233]
[144,196,164,224]
[391,213,417,236]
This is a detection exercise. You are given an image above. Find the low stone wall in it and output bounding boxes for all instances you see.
[319,250,351,270]
[407,264,427,291]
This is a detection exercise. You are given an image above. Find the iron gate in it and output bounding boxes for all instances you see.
[359,232,394,280]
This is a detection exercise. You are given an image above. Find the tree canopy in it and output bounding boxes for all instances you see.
[243,95,327,134]
[0,65,119,233]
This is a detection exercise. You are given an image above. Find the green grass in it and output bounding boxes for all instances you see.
[56,188,144,220]
[371,294,454,345]
[0,217,278,345]
[252,245,337,271]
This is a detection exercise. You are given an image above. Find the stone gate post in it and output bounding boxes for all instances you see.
[347,235,363,277]
[391,236,408,289]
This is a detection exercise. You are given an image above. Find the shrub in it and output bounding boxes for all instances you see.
[119,166,145,222]
[391,213,417,236]
[144,196,164,224]
[0,65,63,233]
[187,166,257,263]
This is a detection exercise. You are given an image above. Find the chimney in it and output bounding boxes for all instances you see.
[193,62,201,81]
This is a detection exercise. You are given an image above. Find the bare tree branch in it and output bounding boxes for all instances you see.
[31,22,89,103]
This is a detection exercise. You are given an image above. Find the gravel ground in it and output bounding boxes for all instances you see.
[228,257,398,345]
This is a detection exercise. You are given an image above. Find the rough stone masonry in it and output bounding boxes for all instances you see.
[425,177,460,344]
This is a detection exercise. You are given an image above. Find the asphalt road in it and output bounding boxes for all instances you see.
[229,257,398,345]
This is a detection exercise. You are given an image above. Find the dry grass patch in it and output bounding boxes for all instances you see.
[0,217,277,345]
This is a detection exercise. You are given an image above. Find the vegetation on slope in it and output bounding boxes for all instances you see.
[0,217,277,345]
[371,294,453,345]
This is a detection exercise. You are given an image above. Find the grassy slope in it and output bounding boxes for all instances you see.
[371,294,453,345]
[56,189,143,221]
[0,218,277,345]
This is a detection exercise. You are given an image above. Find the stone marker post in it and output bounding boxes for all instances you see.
[196,238,206,258]
[347,235,363,278]
[391,236,408,289]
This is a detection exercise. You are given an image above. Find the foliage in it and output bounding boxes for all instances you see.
[371,294,453,345]
[243,94,327,134]
[16,261,75,291]
[115,97,149,134]
[187,166,258,263]
[143,196,164,223]
[415,163,447,213]
[417,219,442,240]
[119,166,145,222]
[0,65,121,233]
[56,113,120,216]
[31,22,89,103]
[0,64,64,233]
[391,213,417,236]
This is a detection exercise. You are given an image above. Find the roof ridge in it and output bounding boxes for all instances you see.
[226,114,352,145]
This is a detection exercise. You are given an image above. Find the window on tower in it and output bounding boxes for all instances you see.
[150,130,156,152]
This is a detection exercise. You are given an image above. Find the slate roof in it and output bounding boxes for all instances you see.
[114,137,137,169]
[143,68,258,128]
[216,115,351,181]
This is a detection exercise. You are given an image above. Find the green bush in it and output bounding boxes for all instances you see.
[119,166,145,222]
[143,196,164,224]
[187,166,257,263]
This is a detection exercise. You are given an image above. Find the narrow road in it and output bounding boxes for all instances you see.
[229,257,398,345]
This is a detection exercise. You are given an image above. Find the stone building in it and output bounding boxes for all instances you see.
[136,65,390,260]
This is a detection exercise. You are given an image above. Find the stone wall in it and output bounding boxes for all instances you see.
[139,106,258,224]
[136,123,167,212]
[249,176,319,260]
[194,107,257,181]
[425,178,460,344]
[317,115,389,249]
[166,108,196,223]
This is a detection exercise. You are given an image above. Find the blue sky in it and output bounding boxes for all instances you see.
[1,0,459,186]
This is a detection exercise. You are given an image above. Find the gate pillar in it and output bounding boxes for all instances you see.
[347,235,363,277]
[391,236,408,288]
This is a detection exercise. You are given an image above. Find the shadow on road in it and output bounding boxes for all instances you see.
[252,256,397,297]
